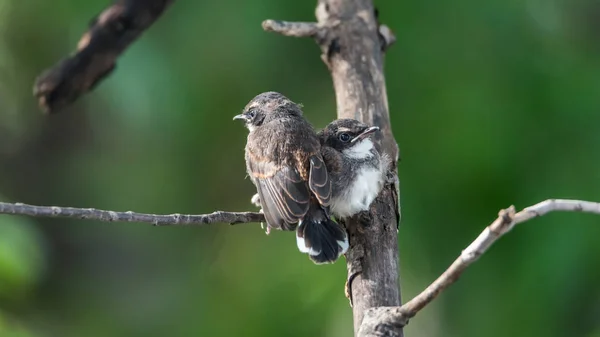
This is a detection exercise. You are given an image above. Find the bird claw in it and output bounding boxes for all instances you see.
[386,171,397,185]
[359,211,373,227]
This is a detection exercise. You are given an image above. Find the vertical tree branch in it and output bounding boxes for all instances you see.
[264,1,401,335]
[314,1,401,335]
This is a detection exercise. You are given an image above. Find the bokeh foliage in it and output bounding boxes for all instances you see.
[0,0,599,336]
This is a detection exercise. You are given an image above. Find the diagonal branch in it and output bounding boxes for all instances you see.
[0,202,264,226]
[357,199,600,337]
[33,0,175,113]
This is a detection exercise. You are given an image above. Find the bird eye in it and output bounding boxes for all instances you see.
[247,110,255,118]
[338,133,351,142]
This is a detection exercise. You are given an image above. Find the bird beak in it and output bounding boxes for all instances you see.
[351,126,380,143]
[233,114,248,121]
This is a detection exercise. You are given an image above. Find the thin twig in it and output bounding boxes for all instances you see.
[262,20,322,38]
[33,0,175,113]
[0,202,265,226]
[358,199,600,337]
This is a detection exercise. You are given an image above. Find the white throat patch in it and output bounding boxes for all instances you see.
[343,139,374,159]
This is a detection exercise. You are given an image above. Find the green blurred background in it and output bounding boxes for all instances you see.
[0,0,599,336]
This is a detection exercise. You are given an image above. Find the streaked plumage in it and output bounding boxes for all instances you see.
[234,92,348,264]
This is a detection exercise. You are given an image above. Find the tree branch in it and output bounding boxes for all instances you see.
[264,1,401,335]
[262,20,322,38]
[0,202,264,226]
[357,199,600,337]
[33,0,175,114]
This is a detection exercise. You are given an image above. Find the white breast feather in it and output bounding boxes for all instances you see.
[330,139,389,218]
[331,166,384,218]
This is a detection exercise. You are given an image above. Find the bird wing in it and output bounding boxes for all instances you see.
[247,153,310,231]
[308,155,331,207]
[320,146,342,173]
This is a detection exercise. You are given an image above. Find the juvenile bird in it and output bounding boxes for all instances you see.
[234,92,348,264]
[318,119,389,218]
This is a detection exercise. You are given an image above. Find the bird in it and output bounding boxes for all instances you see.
[318,119,389,219]
[233,91,348,264]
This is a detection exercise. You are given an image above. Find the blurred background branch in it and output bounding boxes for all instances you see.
[0,202,264,225]
[33,0,175,113]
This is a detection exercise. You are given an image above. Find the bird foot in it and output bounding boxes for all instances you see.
[386,171,398,185]
[358,211,373,227]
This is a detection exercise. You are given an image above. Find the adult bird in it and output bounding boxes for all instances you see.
[234,92,348,264]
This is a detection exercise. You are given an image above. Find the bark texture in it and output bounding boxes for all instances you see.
[313,1,402,335]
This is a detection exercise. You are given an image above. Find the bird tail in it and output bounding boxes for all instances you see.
[296,201,348,264]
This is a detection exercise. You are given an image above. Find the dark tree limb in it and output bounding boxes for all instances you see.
[0,202,264,226]
[356,199,600,337]
[263,1,401,335]
[33,0,175,113]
